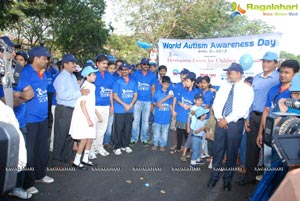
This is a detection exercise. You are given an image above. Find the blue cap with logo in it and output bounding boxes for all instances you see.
[290,73,300,92]
[140,58,150,65]
[29,46,51,58]
[223,63,244,74]
[120,63,130,69]
[194,93,203,100]
[195,107,210,118]
[62,54,77,64]
[85,59,95,67]
[81,66,98,78]
[184,72,196,80]
[261,51,278,61]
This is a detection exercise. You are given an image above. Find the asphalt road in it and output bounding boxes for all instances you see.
[7,131,257,201]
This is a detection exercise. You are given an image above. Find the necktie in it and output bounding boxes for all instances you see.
[222,84,234,117]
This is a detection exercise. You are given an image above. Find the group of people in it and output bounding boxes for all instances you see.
[1,35,300,200]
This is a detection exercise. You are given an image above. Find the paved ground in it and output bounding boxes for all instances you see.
[7,131,257,201]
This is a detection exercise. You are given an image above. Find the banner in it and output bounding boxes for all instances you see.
[158,33,281,86]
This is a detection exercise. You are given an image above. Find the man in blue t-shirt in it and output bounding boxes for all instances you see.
[18,46,54,194]
[130,58,156,145]
[90,54,114,158]
[112,63,138,155]
[256,60,299,168]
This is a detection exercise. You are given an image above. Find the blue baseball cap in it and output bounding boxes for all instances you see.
[28,46,51,58]
[81,66,98,78]
[140,58,150,65]
[223,63,244,74]
[180,68,189,75]
[194,93,203,100]
[16,50,28,61]
[0,36,20,48]
[195,107,209,118]
[85,59,95,67]
[62,54,77,64]
[184,72,196,80]
[120,63,130,69]
[290,73,300,92]
[261,51,278,61]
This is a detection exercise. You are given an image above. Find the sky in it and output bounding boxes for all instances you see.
[104,0,300,55]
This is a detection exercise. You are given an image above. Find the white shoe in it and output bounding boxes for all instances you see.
[35,175,54,183]
[113,148,122,155]
[121,147,126,151]
[89,153,97,160]
[256,175,263,181]
[98,149,110,156]
[9,187,32,199]
[124,147,133,153]
[26,186,39,194]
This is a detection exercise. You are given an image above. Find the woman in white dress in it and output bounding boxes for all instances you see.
[69,66,102,169]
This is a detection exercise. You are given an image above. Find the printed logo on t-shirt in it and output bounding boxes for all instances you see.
[36,88,48,103]
[137,82,150,91]
[158,103,170,112]
[100,87,111,97]
[181,97,193,106]
[122,89,134,99]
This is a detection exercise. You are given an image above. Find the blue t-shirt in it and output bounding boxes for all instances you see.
[152,88,173,124]
[94,71,114,106]
[45,66,59,93]
[202,89,215,119]
[113,77,138,113]
[18,64,48,123]
[0,85,4,99]
[193,119,206,137]
[266,83,291,115]
[176,87,199,123]
[132,70,155,102]
[13,103,26,128]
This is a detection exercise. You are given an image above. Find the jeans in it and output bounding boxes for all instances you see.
[152,123,170,147]
[131,101,151,143]
[104,114,114,145]
[191,135,202,162]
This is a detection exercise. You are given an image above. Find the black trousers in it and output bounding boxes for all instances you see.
[176,128,188,150]
[210,118,244,184]
[244,112,262,181]
[52,105,74,163]
[24,119,49,189]
[112,113,133,149]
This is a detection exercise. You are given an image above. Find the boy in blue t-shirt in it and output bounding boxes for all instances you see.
[151,76,173,151]
[190,107,209,168]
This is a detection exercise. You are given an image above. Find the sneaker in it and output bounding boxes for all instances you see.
[89,152,97,160]
[196,159,205,165]
[113,148,122,155]
[160,147,166,152]
[121,147,126,151]
[35,175,54,183]
[152,145,158,151]
[9,188,32,199]
[124,146,133,153]
[180,155,187,162]
[26,186,39,194]
[142,141,149,146]
[98,149,109,156]
[129,141,136,146]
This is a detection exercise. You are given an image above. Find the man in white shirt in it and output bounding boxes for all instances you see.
[207,63,254,191]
